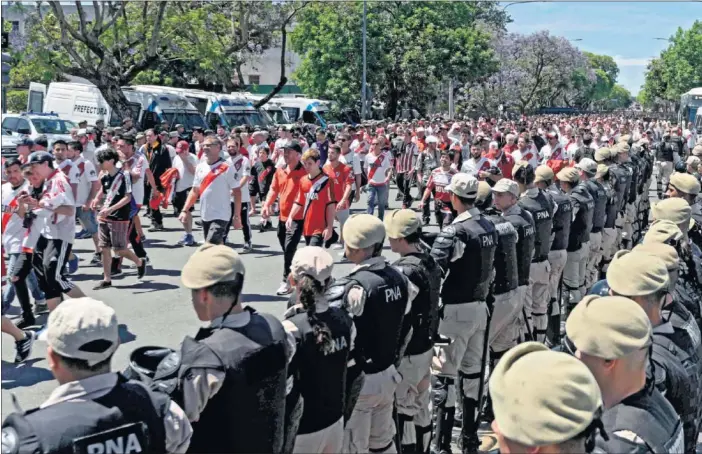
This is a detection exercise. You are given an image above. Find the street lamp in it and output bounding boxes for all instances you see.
[501,1,541,9]
[361,0,367,121]
[570,38,583,42]
[653,37,672,41]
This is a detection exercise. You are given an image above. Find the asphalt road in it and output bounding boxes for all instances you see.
[1,185,420,418]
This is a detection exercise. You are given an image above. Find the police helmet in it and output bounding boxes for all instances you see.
[124,346,179,384]
[588,279,611,297]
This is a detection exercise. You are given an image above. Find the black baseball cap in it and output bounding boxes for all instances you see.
[283,140,303,154]
[22,151,53,168]
[17,138,34,148]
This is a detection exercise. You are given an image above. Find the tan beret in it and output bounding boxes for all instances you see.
[490,342,602,447]
[384,209,421,239]
[595,164,609,179]
[291,246,334,283]
[669,172,701,196]
[686,156,700,169]
[619,134,632,144]
[511,160,531,179]
[643,219,684,245]
[633,243,679,272]
[566,295,652,360]
[492,178,520,197]
[446,173,479,198]
[652,198,692,225]
[557,167,580,184]
[594,147,611,163]
[477,181,492,203]
[607,250,669,296]
[182,244,245,289]
[534,165,554,184]
[615,142,630,154]
[343,214,385,249]
[693,144,702,156]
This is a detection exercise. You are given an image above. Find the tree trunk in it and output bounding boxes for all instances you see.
[387,85,400,120]
[254,25,289,109]
[98,77,134,122]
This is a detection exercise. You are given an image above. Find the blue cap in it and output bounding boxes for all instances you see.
[22,151,53,168]
[17,138,34,147]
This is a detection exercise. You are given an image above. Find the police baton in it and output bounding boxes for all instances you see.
[475,293,494,427]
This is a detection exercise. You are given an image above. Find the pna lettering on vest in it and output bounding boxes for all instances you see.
[384,286,402,302]
[73,422,146,454]
[86,434,142,454]
[480,234,494,247]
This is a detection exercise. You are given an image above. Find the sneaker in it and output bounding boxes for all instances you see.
[177,234,188,245]
[90,253,102,265]
[75,228,87,237]
[34,299,48,314]
[144,255,151,265]
[15,330,36,363]
[67,255,79,274]
[195,219,203,227]
[148,223,164,232]
[76,230,93,240]
[276,281,292,296]
[137,259,147,280]
[93,280,112,290]
[15,316,36,330]
[111,268,123,277]
[183,234,195,246]
[239,242,253,254]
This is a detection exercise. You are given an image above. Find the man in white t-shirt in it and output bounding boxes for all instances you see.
[76,129,97,168]
[337,133,363,204]
[365,138,393,219]
[226,138,253,252]
[24,152,86,312]
[66,141,100,260]
[171,140,198,246]
[180,137,242,245]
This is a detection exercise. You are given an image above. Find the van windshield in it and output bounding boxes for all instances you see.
[266,109,291,125]
[224,112,272,127]
[32,118,77,134]
[281,107,300,122]
[162,111,207,130]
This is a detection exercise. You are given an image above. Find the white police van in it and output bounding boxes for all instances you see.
[1,112,75,147]
[38,82,206,133]
[238,93,292,126]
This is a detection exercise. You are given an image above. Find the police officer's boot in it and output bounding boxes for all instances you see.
[545,298,561,347]
[396,413,417,454]
[459,397,480,454]
[416,424,432,454]
[430,376,454,454]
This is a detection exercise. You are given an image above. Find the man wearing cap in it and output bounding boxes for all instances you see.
[489,342,604,454]
[655,130,679,199]
[157,244,292,453]
[513,161,554,343]
[415,136,440,224]
[22,152,86,311]
[15,138,34,164]
[428,173,497,453]
[565,295,685,453]
[262,140,307,295]
[534,165,572,345]
[384,209,441,454]
[557,166,594,313]
[327,214,413,454]
[1,297,192,453]
[604,144,631,249]
[665,172,702,251]
[618,141,641,249]
[75,128,97,169]
[576,158,606,289]
[607,251,698,452]
[122,117,137,136]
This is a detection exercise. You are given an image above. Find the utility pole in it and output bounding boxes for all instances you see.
[361,0,367,121]
[448,79,455,119]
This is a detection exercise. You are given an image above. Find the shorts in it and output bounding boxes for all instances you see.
[76,207,98,235]
[249,179,260,197]
[99,220,130,250]
[32,236,74,299]
[173,188,193,215]
[202,219,228,245]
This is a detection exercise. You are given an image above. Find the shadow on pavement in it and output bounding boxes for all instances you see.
[1,359,53,390]
[113,281,179,293]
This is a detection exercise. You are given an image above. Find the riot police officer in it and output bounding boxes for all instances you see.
[333,214,414,454]
[655,131,677,199]
[534,165,572,346]
[490,342,604,454]
[171,244,291,453]
[576,159,606,290]
[429,173,497,454]
[557,167,594,313]
[607,251,698,452]
[2,297,193,454]
[596,164,619,277]
[665,172,702,251]
[384,209,442,454]
[606,145,631,249]
[475,182,520,365]
[491,178,535,344]
[619,140,640,249]
[283,247,354,454]
[514,161,554,343]
[566,295,685,454]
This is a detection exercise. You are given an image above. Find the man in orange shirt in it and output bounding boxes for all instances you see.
[323,144,354,249]
[288,149,337,249]
[262,141,307,295]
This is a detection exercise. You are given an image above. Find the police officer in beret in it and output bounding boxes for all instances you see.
[619,139,641,248]
[283,247,354,454]
[557,167,594,313]
[575,159,606,291]
[605,145,631,249]
[607,251,697,452]
[429,173,497,453]
[665,172,702,251]
[2,298,192,454]
[384,209,441,454]
[514,161,554,343]
[331,214,415,454]
[534,165,572,345]
[595,163,618,277]
[162,244,293,453]
[489,342,605,454]
[566,295,685,453]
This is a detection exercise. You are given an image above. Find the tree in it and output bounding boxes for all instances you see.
[290,1,505,118]
[462,31,594,114]
[583,52,619,106]
[603,84,633,109]
[641,20,702,104]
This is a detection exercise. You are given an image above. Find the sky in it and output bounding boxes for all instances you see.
[505,1,702,95]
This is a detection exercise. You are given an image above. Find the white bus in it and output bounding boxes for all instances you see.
[679,87,702,127]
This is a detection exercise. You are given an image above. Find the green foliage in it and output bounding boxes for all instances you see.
[5,90,28,113]
[642,20,702,104]
[290,1,504,117]
[604,84,633,109]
